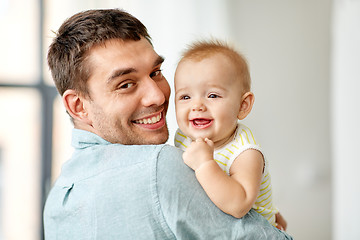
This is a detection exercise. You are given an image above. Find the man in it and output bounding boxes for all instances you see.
[44,9,292,239]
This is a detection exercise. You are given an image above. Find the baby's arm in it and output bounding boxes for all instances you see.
[183,138,264,219]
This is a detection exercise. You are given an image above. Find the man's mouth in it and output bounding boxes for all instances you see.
[134,112,162,125]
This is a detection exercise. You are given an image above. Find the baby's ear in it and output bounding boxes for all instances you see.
[237,92,255,120]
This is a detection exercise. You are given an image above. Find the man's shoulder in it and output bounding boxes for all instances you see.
[155,144,184,168]
[115,143,183,159]
[157,144,183,155]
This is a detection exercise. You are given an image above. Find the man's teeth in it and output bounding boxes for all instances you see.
[135,113,161,124]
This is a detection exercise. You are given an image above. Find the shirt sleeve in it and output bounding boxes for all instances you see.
[156,145,292,240]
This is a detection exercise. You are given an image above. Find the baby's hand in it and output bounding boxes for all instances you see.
[275,212,287,231]
[183,138,214,171]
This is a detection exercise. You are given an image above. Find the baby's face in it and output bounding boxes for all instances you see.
[174,53,244,148]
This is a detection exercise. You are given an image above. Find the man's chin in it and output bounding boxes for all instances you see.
[127,126,169,145]
[133,120,169,145]
[145,130,169,145]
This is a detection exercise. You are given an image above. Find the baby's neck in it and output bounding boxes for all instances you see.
[213,129,237,150]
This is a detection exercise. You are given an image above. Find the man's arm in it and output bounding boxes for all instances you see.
[156,145,292,239]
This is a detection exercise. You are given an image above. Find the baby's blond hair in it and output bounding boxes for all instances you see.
[179,39,251,92]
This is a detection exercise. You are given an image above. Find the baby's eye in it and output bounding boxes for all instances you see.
[208,93,219,98]
[180,95,190,100]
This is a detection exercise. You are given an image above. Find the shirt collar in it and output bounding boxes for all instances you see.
[71,128,111,149]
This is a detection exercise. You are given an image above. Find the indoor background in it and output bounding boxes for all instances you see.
[0,0,359,239]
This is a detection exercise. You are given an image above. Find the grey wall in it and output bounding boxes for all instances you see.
[332,1,360,239]
[227,1,332,239]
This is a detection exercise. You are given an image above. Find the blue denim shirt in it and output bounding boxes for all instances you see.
[44,129,292,240]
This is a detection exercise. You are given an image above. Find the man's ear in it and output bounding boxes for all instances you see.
[62,89,92,125]
[238,92,255,120]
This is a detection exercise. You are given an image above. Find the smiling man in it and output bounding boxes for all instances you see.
[63,38,170,145]
[43,9,293,240]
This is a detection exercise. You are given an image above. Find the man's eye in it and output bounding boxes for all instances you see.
[119,82,135,89]
[208,93,219,98]
[150,70,163,79]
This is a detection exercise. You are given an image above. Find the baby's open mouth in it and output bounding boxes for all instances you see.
[191,118,213,128]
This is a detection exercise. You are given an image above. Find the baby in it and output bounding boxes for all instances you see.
[174,39,286,230]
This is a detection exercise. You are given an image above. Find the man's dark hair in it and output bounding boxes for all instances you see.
[47,9,151,97]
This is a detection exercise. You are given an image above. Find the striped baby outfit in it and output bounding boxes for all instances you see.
[174,122,278,226]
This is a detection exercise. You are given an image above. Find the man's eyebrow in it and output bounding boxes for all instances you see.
[107,55,164,84]
[107,67,136,84]
[154,55,165,67]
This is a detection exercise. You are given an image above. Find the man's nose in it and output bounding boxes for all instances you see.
[141,78,166,107]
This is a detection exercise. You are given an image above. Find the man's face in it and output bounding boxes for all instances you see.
[83,38,170,145]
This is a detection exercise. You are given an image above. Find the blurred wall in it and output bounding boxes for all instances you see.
[224,2,360,239]
[332,1,360,239]
[228,1,332,239]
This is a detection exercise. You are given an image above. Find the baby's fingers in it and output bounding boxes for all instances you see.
[204,138,214,148]
[195,138,204,143]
